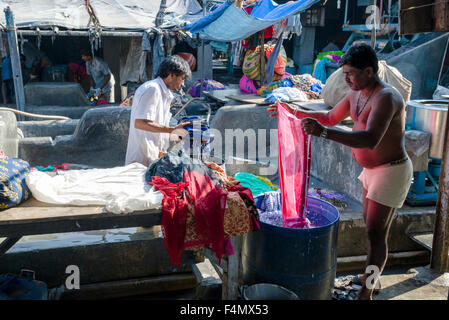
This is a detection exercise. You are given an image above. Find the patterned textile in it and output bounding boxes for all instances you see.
[204,162,240,190]
[287,74,323,99]
[242,44,287,81]
[0,158,32,211]
[184,191,252,249]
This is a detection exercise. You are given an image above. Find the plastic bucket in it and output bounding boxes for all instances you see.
[242,283,299,300]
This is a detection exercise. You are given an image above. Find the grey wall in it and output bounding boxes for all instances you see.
[19,106,130,168]
[387,33,449,99]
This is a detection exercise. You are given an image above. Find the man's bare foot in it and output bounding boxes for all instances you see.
[352,274,381,292]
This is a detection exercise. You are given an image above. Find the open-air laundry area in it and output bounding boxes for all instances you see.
[0,0,449,305]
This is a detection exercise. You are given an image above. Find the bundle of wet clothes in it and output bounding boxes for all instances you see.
[146,150,260,266]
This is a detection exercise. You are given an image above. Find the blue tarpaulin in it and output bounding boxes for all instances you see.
[184,0,320,42]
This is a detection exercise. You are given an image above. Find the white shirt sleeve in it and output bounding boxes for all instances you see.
[134,86,160,121]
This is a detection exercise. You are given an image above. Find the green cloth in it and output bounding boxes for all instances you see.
[34,165,56,172]
[234,172,273,196]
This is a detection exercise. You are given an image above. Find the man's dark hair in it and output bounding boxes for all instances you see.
[157,55,192,79]
[339,42,379,74]
[80,48,92,57]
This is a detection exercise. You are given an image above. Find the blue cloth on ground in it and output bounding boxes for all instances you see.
[310,83,323,94]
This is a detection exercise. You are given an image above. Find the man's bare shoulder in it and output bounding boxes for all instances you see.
[378,83,404,103]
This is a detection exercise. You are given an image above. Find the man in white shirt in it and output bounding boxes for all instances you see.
[125,55,191,167]
[81,49,115,103]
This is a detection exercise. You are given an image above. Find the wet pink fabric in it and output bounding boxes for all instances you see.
[277,101,311,228]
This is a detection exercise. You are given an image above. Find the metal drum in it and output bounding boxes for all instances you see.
[242,197,339,300]
[406,100,449,159]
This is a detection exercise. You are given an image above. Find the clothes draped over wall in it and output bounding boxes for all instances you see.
[147,151,259,266]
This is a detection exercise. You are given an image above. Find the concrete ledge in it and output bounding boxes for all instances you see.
[18,106,130,167]
[56,273,197,300]
[337,251,431,273]
[0,232,194,288]
[337,208,435,257]
[18,120,79,138]
[24,82,90,107]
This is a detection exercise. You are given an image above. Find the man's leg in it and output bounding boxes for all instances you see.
[358,199,396,300]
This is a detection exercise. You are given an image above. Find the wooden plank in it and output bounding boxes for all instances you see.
[226,94,309,106]
[222,236,242,300]
[0,237,21,256]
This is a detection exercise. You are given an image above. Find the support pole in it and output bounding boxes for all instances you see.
[200,0,207,97]
[430,102,449,273]
[259,31,265,84]
[370,0,377,48]
[4,7,25,120]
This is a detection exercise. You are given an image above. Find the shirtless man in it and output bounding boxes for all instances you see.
[268,43,413,300]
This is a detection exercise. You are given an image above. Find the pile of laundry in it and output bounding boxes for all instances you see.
[146,151,260,266]
[312,50,343,84]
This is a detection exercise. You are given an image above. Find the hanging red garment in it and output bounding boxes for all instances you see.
[277,101,311,228]
[149,176,189,267]
[184,170,228,263]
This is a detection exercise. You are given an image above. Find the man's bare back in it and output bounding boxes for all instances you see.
[348,82,407,169]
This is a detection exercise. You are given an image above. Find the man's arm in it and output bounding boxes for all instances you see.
[268,95,351,126]
[134,119,189,134]
[303,91,396,149]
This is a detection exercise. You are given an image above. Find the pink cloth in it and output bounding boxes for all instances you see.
[277,101,311,228]
[239,75,257,94]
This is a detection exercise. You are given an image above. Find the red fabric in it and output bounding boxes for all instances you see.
[277,101,311,228]
[149,176,189,267]
[244,7,274,39]
[53,163,71,171]
[184,170,228,263]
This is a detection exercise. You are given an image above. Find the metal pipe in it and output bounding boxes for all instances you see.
[4,7,25,121]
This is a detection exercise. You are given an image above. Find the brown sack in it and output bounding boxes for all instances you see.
[320,60,412,107]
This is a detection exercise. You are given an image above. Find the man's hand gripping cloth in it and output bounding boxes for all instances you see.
[277,101,311,228]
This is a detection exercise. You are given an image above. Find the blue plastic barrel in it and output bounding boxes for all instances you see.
[242,196,339,300]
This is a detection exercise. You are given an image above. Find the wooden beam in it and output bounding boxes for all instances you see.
[430,101,449,273]
[259,31,265,85]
